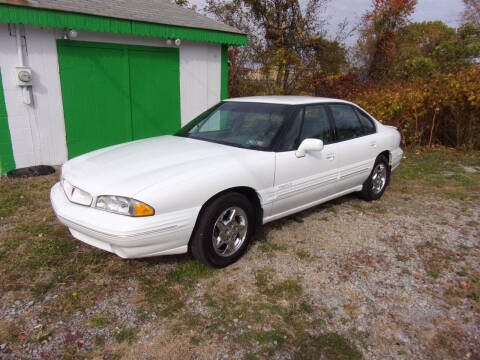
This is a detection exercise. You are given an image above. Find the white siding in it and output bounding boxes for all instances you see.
[25,25,68,166]
[180,41,221,125]
[0,23,35,168]
[0,23,222,167]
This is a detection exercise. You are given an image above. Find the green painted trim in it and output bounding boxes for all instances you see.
[0,4,247,45]
[0,70,15,174]
[221,44,228,100]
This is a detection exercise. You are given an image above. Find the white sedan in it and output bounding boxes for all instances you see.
[51,96,403,267]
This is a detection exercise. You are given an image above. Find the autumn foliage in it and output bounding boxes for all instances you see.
[350,67,480,149]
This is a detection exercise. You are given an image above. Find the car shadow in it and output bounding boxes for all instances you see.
[255,192,360,244]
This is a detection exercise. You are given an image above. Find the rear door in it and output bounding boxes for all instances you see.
[328,103,378,190]
[272,104,339,216]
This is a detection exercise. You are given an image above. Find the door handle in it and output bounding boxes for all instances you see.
[370,141,378,148]
[325,153,335,161]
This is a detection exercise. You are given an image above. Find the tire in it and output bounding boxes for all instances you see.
[190,192,256,268]
[359,155,390,201]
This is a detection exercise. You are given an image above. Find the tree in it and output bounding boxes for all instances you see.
[434,23,480,72]
[462,0,480,26]
[357,0,417,79]
[204,0,346,95]
[385,21,480,77]
[393,21,456,77]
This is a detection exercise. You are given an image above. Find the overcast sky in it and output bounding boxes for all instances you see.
[190,0,465,45]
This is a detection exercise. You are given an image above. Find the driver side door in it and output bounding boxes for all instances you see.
[271,104,340,217]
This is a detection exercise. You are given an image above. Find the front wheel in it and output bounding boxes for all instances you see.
[359,155,390,201]
[190,192,255,268]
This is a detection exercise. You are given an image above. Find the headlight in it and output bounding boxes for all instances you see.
[95,196,154,217]
[62,179,92,206]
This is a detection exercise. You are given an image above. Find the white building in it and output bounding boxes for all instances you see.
[0,0,246,173]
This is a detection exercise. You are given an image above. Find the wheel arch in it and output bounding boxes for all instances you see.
[377,150,392,185]
[187,186,263,250]
[378,150,391,165]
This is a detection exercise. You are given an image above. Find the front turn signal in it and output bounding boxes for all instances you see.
[133,201,155,217]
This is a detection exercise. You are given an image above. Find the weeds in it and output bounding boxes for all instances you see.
[295,332,362,360]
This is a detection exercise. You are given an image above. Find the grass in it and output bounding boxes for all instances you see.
[83,313,111,328]
[396,254,410,263]
[238,329,287,346]
[254,270,303,299]
[296,249,310,259]
[140,259,215,307]
[0,148,479,358]
[258,240,287,253]
[394,148,480,198]
[295,332,362,360]
[115,327,138,344]
[416,240,462,279]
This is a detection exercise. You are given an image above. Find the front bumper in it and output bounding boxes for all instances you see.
[50,182,199,258]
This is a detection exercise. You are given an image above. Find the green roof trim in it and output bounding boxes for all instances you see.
[0,4,247,45]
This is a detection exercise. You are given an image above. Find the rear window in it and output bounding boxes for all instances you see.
[354,108,376,135]
[329,104,363,141]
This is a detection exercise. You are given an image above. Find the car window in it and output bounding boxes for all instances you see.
[329,104,364,141]
[176,102,288,150]
[196,110,225,132]
[354,108,376,135]
[278,108,303,151]
[299,105,332,144]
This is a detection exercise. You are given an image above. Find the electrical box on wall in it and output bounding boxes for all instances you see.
[15,67,33,105]
[16,66,32,86]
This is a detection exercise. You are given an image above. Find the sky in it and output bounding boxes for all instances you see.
[189,0,466,45]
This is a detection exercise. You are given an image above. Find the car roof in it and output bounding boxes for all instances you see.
[224,96,354,106]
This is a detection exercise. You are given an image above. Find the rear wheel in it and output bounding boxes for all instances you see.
[359,155,390,201]
[190,192,255,268]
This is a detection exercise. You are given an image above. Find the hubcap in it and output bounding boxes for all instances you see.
[371,163,387,194]
[212,207,248,257]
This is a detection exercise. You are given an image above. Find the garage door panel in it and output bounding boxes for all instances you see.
[129,48,180,140]
[58,44,132,158]
[57,41,180,159]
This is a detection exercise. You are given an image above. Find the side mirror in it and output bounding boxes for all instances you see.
[295,138,324,158]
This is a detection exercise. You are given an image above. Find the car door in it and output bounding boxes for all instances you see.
[271,104,340,217]
[328,103,378,191]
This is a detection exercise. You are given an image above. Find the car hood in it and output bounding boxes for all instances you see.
[62,135,245,198]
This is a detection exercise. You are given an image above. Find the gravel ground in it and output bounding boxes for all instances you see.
[0,150,479,359]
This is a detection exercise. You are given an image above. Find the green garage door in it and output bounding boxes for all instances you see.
[57,40,180,158]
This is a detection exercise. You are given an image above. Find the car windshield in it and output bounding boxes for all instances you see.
[175,102,289,150]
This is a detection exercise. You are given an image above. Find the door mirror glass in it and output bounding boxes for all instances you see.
[295,138,324,158]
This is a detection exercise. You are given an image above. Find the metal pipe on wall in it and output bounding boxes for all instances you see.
[15,24,24,67]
